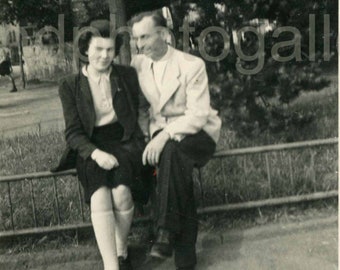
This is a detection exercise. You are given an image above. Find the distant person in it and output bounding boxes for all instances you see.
[0,47,18,93]
[52,19,151,270]
[131,11,222,270]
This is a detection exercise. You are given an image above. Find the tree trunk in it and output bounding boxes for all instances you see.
[108,0,131,65]
[18,34,26,89]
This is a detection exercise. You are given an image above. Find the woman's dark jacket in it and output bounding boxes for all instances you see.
[52,64,149,172]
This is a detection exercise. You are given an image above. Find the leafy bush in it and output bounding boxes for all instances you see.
[170,0,337,136]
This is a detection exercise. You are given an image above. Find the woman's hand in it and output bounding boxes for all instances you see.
[91,149,119,170]
[142,130,170,166]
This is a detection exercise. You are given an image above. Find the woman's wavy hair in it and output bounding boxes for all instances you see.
[78,19,124,62]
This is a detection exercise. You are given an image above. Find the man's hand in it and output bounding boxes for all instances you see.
[91,149,119,170]
[142,130,170,166]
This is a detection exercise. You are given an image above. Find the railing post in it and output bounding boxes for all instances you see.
[288,154,294,194]
[242,156,247,188]
[77,181,85,222]
[29,179,38,227]
[220,158,228,204]
[309,149,317,192]
[6,182,14,230]
[52,177,61,225]
[265,153,272,198]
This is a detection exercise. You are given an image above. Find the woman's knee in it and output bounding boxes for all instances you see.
[90,186,113,212]
[112,185,133,211]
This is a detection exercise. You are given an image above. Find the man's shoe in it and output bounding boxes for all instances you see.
[118,255,133,270]
[9,88,17,93]
[150,228,173,259]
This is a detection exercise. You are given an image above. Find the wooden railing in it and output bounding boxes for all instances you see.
[0,138,337,238]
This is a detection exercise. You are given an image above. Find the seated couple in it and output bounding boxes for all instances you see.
[53,11,221,270]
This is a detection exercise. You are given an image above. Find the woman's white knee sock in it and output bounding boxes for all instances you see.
[91,210,119,270]
[114,206,134,258]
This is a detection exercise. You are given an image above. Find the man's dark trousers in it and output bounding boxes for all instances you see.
[154,130,216,268]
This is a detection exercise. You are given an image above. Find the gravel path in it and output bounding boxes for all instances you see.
[1,215,337,270]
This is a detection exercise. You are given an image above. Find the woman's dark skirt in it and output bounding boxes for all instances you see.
[76,122,150,204]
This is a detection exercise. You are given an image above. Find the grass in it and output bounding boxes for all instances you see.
[0,131,89,231]
[199,144,337,207]
[198,82,338,207]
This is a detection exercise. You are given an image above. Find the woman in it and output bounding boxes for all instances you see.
[53,20,149,270]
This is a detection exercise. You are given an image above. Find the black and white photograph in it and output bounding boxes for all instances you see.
[0,1,338,269]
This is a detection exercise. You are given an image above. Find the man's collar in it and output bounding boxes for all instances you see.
[147,45,174,70]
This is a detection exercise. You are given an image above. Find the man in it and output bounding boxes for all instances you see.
[131,11,221,270]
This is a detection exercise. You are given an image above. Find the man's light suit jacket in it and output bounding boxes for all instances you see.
[131,46,221,143]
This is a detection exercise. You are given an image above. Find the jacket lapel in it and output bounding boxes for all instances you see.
[109,66,119,99]
[110,65,136,141]
[158,57,181,111]
[111,65,128,113]
[79,71,93,105]
[78,71,96,127]
[79,72,96,121]
[138,65,160,105]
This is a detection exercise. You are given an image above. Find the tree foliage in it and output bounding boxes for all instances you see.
[0,0,61,27]
[0,0,336,138]
[170,0,337,137]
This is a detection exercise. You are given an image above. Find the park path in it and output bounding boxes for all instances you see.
[1,215,337,270]
[0,67,337,139]
[0,67,63,137]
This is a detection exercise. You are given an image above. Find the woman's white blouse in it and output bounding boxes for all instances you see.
[82,65,118,126]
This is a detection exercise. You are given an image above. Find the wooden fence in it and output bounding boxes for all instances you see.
[0,138,337,238]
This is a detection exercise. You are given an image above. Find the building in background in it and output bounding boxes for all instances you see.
[0,22,20,64]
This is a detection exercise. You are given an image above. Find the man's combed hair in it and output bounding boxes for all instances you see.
[129,10,167,28]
